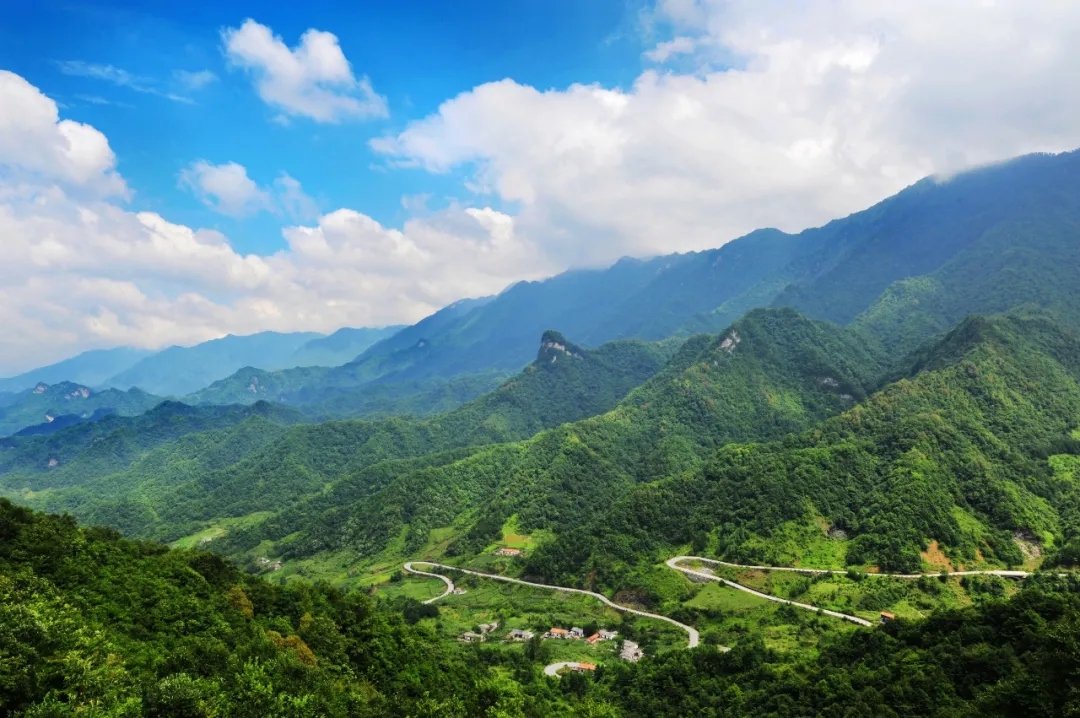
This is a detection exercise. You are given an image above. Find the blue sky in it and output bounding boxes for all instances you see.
[3,1,1080,372]
[0,0,651,255]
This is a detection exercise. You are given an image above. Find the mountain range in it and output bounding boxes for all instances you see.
[6,147,1080,716]
[186,150,1080,419]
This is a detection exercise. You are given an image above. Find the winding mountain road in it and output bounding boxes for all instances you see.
[403,561,700,648]
[404,555,1045,644]
[402,562,456,604]
[666,556,1039,627]
[666,557,873,626]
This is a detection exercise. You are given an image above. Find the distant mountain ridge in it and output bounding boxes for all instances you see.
[0,347,151,394]
[2,325,403,403]
[242,149,1080,401]
[0,381,161,438]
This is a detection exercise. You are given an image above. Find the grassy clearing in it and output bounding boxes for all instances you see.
[170,512,274,549]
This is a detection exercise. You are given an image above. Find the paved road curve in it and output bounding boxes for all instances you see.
[543,661,583,677]
[403,561,700,648]
[402,562,455,604]
[666,556,1038,627]
[666,556,873,626]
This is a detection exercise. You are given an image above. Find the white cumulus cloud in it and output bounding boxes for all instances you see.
[179,161,320,221]
[0,70,127,196]
[179,160,273,218]
[223,19,388,123]
[373,0,1080,267]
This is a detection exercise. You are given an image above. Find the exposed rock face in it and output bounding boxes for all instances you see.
[536,330,582,364]
[719,331,741,353]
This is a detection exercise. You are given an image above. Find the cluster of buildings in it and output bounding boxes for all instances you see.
[545,627,619,644]
[493,547,523,557]
[460,623,538,643]
[256,557,283,572]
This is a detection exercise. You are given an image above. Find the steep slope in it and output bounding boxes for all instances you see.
[854,208,1080,349]
[0,381,161,437]
[0,500,514,716]
[524,311,1080,588]
[772,150,1080,325]
[105,331,323,396]
[222,309,884,563]
[581,228,800,343]
[287,325,405,367]
[0,346,150,393]
[0,332,676,542]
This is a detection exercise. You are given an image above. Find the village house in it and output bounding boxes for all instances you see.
[494,547,523,557]
[546,627,570,639]
[585,633,602,645]
[570,627,585,639]
[459,632,484,643]
[879,611,896,624]
[572,662,597,673]
[506,629,534,641]
[620,640,644,662]
[479,622,499,634]
[598,630,618,640]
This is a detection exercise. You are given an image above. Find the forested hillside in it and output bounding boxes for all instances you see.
[0,332,674,543]
[7,499,1080,717]
[524,311,1080,588]
[0,498,539,716]
[213,309,885,566]
[772,150,1080,326]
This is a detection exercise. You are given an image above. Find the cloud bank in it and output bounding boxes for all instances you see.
[0,70,552,373]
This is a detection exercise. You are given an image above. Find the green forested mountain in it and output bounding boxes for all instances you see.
[213,309,885,564]
[6,150,1080,717]
[771,150,1080,326]
[203,309,1080,602]
[524,311,1080,586]
[184,352,508,419]
[0,401,305,494]
[854,205,1080,350]
[0,332,674,543]
[0,381,162,437]
[0,498,544,717]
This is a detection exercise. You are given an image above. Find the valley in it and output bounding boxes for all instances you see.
[4,149,1080,715]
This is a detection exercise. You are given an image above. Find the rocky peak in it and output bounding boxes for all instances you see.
[537,330,582,364]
